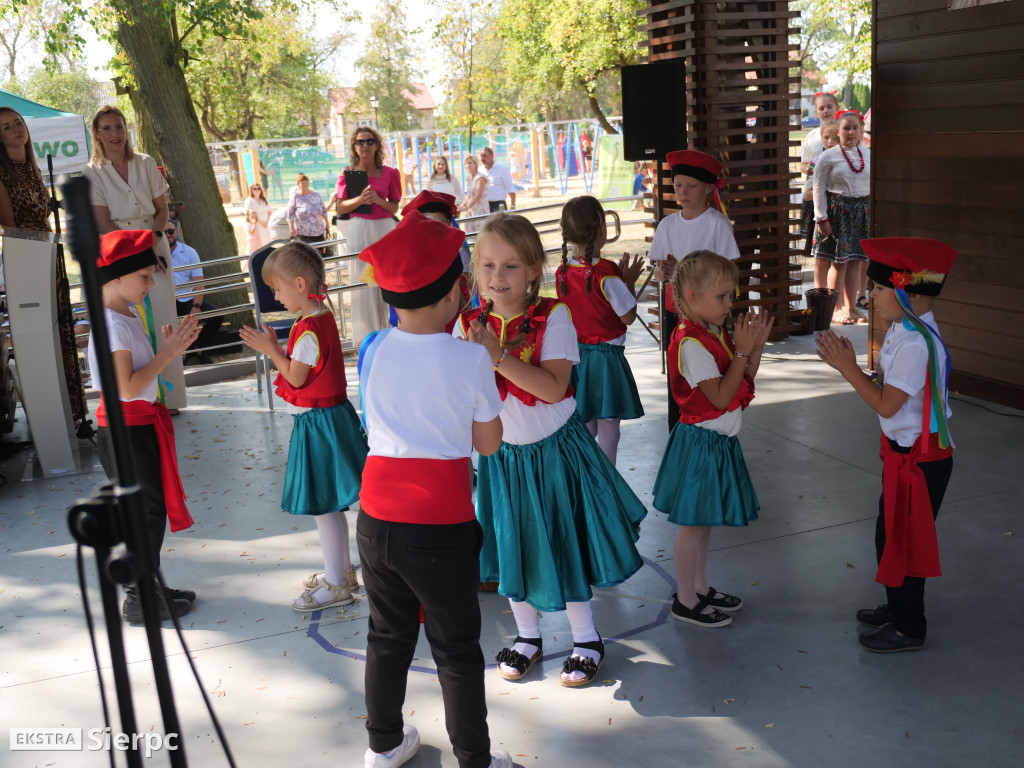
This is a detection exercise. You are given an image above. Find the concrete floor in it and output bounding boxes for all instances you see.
[1,318,1022,768]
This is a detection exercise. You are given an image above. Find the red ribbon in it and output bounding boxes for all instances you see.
[308,293,327,302]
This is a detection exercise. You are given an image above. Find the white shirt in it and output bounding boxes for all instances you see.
[87,307,158,403]
[83,153,168,229]
[648,208,740,262]
[482,163,515,202]
[812,144,871,221]
[363,330,503,459]
[453,303,580,445]
[679,333,742,437]
[877,311,952,448]
[427,175,464,199]
[801,127,823,166]
[170,241,202,300]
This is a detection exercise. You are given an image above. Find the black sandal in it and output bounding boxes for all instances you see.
[558,636,604,688]
[705,587,743,612]
[670,593,732,627]
[857,295,869,310]
[495,636,542,681]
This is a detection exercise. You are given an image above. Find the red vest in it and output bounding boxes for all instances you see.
[555,258,628,344]
[458,298,574,406]
[668,320,754,423]
[274,311,349,408]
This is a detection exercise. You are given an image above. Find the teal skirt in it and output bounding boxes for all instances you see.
[282,401,368,515]
[652,421,759,527]
[477,413,646,612]
[570,342,644,422]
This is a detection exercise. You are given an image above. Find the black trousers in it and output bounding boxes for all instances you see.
[874,447,954,638]
[176,299,223,354]
[98,424,168,574]
[357,511,491,768]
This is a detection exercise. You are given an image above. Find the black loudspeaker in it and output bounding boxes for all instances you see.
[621,61,688,161]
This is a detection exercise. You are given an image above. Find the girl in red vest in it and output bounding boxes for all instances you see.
[653,250,773,627]
[240,243,368,612]
[555,195,645,465]
[457,213,645,688]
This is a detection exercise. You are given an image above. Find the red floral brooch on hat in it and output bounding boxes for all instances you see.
[891,271,912,289]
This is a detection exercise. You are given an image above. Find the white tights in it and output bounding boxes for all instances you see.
[310,511,351,601]
[586,418,622,465]
[501,599,602,682]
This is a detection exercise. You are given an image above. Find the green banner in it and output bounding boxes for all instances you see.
[595,134,635,210]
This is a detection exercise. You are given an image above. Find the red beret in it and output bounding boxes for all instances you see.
[97,230,158,283]
[666,149,722,185]
[360,210,464,309]
[401,190,458,219]
[862,237,957,296]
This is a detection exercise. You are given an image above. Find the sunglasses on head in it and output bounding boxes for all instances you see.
[355,138,377,146]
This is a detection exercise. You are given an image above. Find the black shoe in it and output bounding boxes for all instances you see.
[670,593,732,627]
[558,636,604,688]
[495,636,542,681]
[856,604,891,628]
[122,592,192,624]
[198,352,215,365]
[163,585,197,603]
[705,587,743,612]
[859,622,925,653]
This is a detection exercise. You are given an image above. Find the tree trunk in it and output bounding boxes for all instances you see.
[116,78,162,165]
[113,1,251,329]
[588,93,617,135]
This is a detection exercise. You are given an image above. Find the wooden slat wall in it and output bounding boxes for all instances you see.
[641,0,802,334]
[871,0,1024,408]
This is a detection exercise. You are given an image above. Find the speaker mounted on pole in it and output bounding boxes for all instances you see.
[621,61,688,162]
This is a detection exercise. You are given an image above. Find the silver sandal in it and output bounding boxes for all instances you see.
[302,565,359,592]
[292,577,354,612]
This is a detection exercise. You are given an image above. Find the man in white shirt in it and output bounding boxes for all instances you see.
[480,147,516,212]
[167,222,222,364]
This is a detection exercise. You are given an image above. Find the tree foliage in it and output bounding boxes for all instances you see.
[351,0,420,133]
[0,0,85,81]
[495,0,645,133]
[185,12,354,142]
[5,67,107,117]
[793,0,871,106]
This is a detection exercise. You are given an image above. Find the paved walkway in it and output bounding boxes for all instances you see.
[1,320,1022,767]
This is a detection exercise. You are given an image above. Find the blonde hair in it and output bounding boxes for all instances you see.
[90,106,135,164]
[473,213,545,347]
[262,242,328,308]
[464,153,479,170]
[669,250,739,324]
[559,195,605,294]
[348,125,386,169]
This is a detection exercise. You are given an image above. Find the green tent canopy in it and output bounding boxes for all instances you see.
[0,87,90,175]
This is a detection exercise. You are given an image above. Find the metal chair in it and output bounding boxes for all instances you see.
[248,241,295,411]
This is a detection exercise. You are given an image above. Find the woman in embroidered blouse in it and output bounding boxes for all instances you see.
[82,105,186,411]
[812,110,871,325]
[458,153,489,235]
[0,107,51,231]
[333,126,401,254]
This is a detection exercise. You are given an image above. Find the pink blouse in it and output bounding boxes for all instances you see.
[336,166,402,220]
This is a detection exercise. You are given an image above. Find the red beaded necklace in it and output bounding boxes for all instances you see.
[840,144,865,174]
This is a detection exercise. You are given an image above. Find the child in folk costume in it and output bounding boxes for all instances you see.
[802,119,839,262]
[812,110,872,324]
[648,149,740,424]
[239,242,367,612]
[816,238,957,653]
[653,251,773,627]
[554,195,646,465]
[87,230,201,623]
[356,211,511,768]
[457,213,646,688]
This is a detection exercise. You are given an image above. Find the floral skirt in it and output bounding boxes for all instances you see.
[812,193,869,264]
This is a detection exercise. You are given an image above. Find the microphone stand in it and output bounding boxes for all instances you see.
[62,176,188,768]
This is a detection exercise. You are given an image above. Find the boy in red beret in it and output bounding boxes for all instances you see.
[356,211,511,768]
[816,237,957,652]
[649,148,741,423]
[86,230,201,623]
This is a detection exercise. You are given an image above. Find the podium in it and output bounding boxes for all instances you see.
[2,228,78,475]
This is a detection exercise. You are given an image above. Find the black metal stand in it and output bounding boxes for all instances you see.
[62,176,187,768]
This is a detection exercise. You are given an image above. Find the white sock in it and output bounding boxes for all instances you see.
[505,600,541,661]
[562,601,601,681]
[311,511,351,602]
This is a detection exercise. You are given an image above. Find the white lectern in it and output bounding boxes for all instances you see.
[2,228,77,475]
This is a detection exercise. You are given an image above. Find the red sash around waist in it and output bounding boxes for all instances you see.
[876,432,952,588]
[96,398,194,532]
[360,456,474,524]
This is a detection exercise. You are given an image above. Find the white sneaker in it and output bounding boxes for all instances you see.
[364,725,420,767]
[489,748,513,768]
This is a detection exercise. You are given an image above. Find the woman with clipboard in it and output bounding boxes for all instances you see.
[334,126,402,254]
